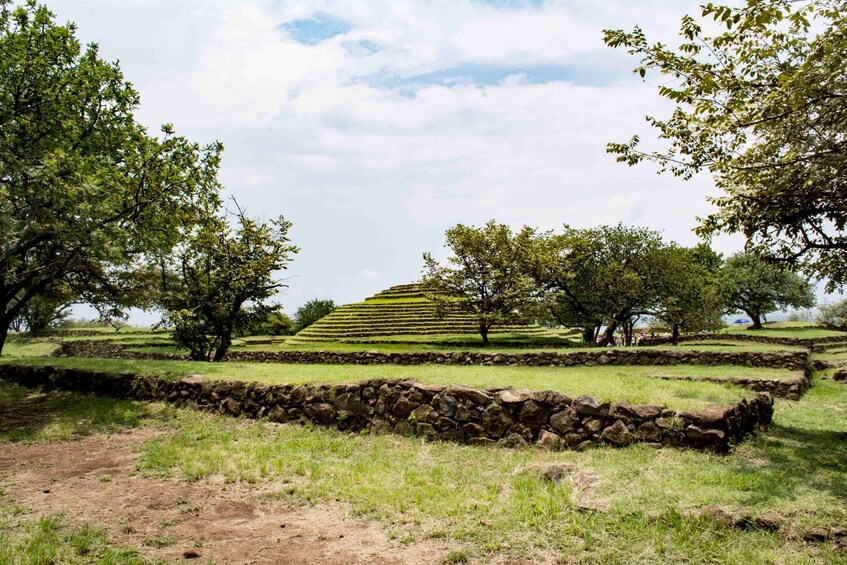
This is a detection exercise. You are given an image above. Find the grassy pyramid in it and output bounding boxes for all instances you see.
[292,283,547,342]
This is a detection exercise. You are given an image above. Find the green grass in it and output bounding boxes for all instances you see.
[130,377,845,563]
[1,373,844,563]
[722,323,847,339]
[0,379,175,443]
[0,340,60,357]
[0,510,154,564]
[1,356,789,411]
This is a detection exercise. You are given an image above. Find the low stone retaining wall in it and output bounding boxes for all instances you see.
[56,341,810,371]
[641,333,846,349]
[651,365,814,401]
[0,364,773,453]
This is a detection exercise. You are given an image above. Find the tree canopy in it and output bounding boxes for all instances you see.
[604,0,847,287]
[159,211,298,362]
[0,1,222,352]
[530,224,671,345]
[723,251,816,329]
[295,299,337,332]
[422,221,537,346]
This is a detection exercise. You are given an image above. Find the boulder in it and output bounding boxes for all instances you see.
[600,420,633,446]
[482,404,514,438]
[411,404,438,424]
[334,392,362,417]
[535,430,563,451]
[549,410,578,434]
[634,422,662,442]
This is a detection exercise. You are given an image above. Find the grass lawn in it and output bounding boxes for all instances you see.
[0,374,844,564]
[1,356,789,411]
[722,323,847,339]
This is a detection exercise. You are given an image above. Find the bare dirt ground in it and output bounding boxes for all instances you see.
[0,429,471,564]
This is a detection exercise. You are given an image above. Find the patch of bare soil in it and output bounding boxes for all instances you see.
[0,429,464,564]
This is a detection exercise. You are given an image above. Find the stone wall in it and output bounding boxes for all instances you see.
[640,333,846,349]
[0,364,774,453]
[56,341,810,371]
[650,364,814,401]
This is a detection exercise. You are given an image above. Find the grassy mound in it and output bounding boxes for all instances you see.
[292,283,550,342]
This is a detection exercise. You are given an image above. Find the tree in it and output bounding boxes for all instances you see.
[0,1,222,354]
[604,1,847,287]
[12,283,73,333]
[530,225,670,346]
[294,299,337,332]
[816,299,847,330]
[159,212,298,361]
[651,244,728,344]
[422,221,537,346]
[723,252,816,329]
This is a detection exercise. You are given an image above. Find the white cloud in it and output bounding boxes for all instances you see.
[50,0,779,317]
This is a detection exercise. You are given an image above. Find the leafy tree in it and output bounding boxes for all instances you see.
[0,1,222,353]
[531,225,670,346]
[236,304,296,336]
[422,221,537,346]
[604,1,847,287]
[159,212,298,361]
[12,284,73,333]
[723,252,816,329]
[816,299,847,330]
[294,299,337,332]
[651,244,727,344]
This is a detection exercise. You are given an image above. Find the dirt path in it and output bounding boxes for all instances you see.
[0,429,466,564]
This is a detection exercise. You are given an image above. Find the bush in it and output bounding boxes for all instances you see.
[816,300,847,330]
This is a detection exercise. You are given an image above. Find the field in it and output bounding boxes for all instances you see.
[1,324,845,564]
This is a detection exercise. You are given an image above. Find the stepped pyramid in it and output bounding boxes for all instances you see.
[292,283,547,342]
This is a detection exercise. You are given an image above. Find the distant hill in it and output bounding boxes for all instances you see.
[292,283,547,342]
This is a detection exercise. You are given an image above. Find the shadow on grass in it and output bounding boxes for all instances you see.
[0,379,162,443]
[734,424,847,510]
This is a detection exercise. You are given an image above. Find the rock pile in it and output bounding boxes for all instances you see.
[0,364,774,453]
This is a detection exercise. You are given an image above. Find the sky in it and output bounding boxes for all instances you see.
[46,0,816,324]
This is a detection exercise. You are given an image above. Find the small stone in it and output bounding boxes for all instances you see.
[268,405,289,423]
[411,404,438,424]
[394,421,414,436]
[635,422,663,442]
[482,404,514,438]
[600,420,633,446]
[392,396,414,417]
[222,397,241,416]
[334,392,362,417]
[498,389,531,404]
[183,550,200,559]
[685,425,726,442]
[179,374,204,385]
[549,411,578,434]
[582,417,604,434]
[802,527,830,543]
[701,505,735,526]
[303,402,336,424]
[515,462,575,483]
[519,400,545,424]
[575,396,610,416]
[535,430,563,451]
[369,418,392,435]
[631,404,663,419]
[498,433,528,449]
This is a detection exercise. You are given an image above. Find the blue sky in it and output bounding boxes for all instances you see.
[46,0,828,323]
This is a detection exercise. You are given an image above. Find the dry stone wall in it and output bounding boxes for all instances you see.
[57,341,810,371]
[641,333,846,349]
[1,364,773,453]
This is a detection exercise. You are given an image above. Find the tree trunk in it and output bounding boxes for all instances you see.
[479,323,491,347]
[212,331,232,362]
[749,312,763,329]
[582,326,595,344]
[672,324,680,345]
[600,321,618,346]
[0,322,8,355]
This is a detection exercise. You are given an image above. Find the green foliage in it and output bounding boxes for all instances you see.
[531,224,672,345]
[604,1,847,286]
[236,305,295,336]
[0,1,223,352]
[11,283,73,333]
[422,221,537,345]
[294,298,337,332]
[816,299,847,330]
[723,252,816,329]
[159,211,298,361]
[651,244,727,342]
